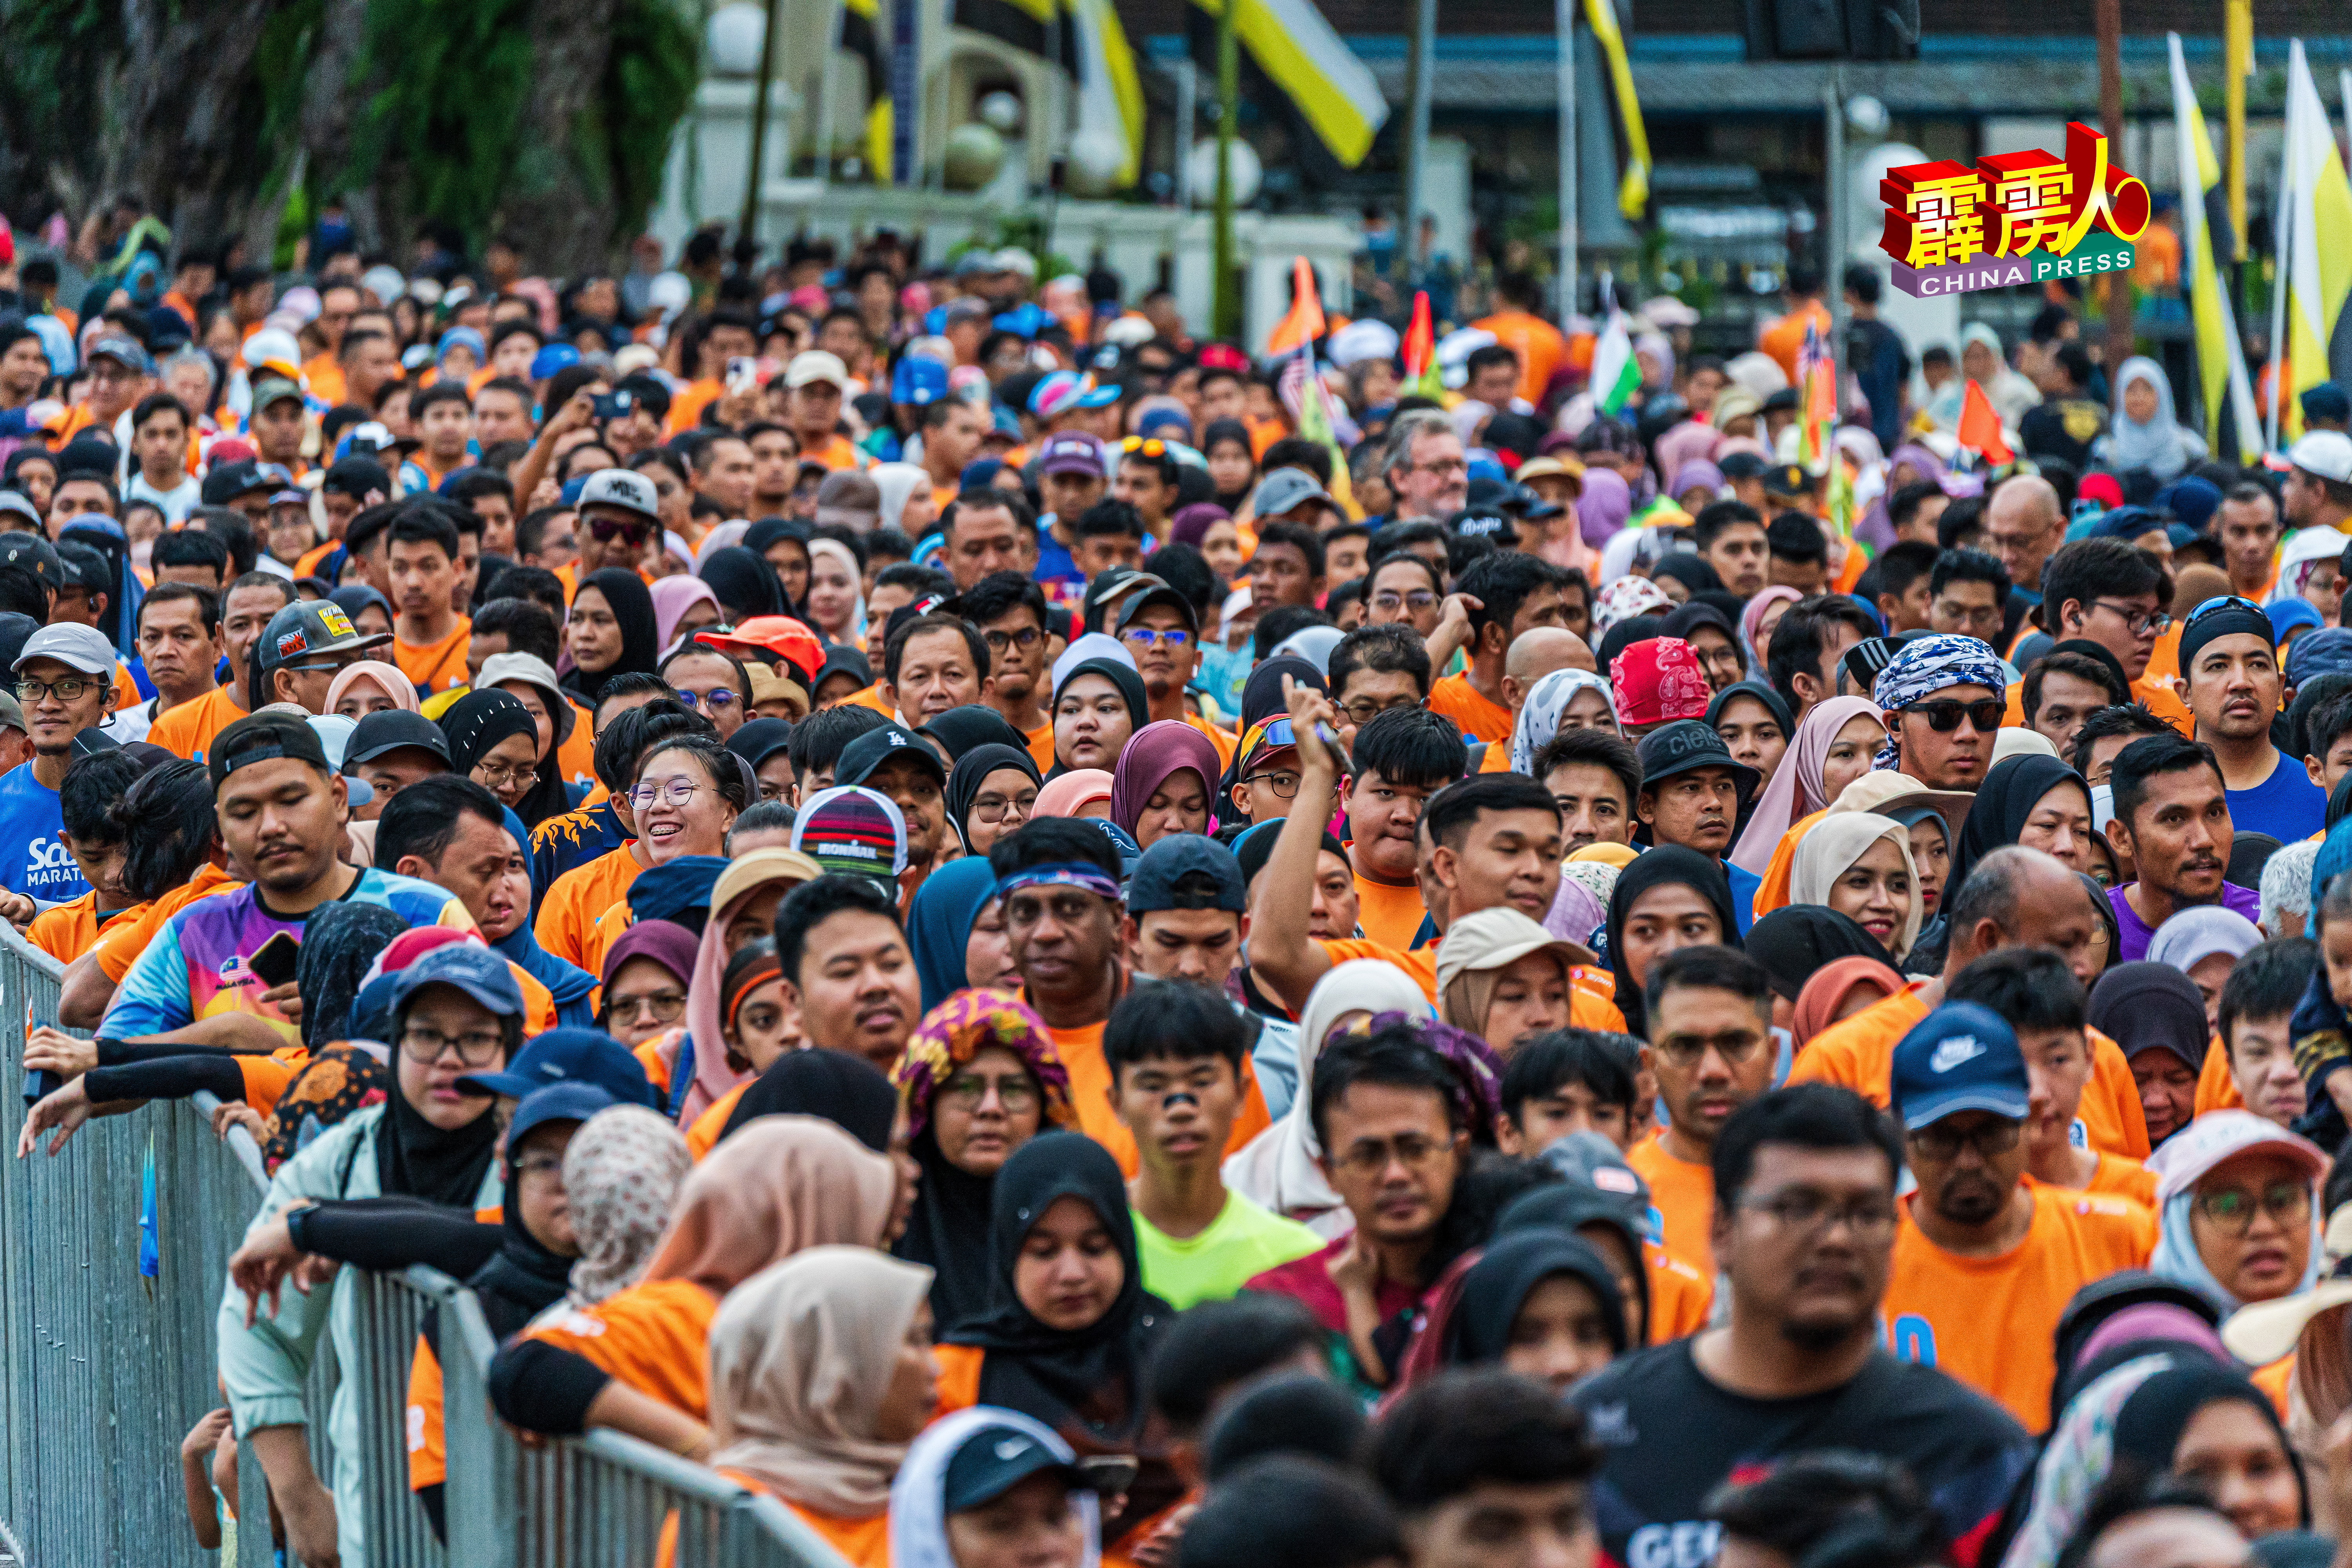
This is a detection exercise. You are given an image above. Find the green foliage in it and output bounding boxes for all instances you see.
[345,0,536,241]
[602,0,699,231]
[0,0,118,204]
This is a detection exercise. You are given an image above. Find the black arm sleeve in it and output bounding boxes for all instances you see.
[94,1036,238,1064]
[285,1202,503,1275]
[488,1339,611,1436]
[82,1055,245,1105]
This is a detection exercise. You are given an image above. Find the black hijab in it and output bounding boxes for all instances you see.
[1653,557,1726,602]
[1596,615,1666,672]
[1703,679,1794,737]
[717,1047,897,1149]
[698,545,786,622]
[1050,658,1149,777]
[439,688,570,828]
[295,903,410,1050]
[561,568,660,702]
[946,742,1042,848]
[1947,755,2087,904]
[1202,419,1256,506]
[374,1036,503,1209]
[466,1114,580,1338]
[1239,655,1324,730]
[2112,1361,2310,1526]
[1445,1231,1627,1366]
[923,704,1031,760]
[1604,847,1742,1037]
[1743,907,1893,1003]
[1494,1182,1653,1334]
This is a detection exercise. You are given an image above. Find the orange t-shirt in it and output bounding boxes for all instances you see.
[686,1082,748,1161]
[305,354,348,407]
[2033,1151,2160,1209]
[1051,1017,1272,1178]
[802,435,869,473]
[665,380,725,436]
[234,1046,312,1116]
[534,844,644,971]
[522,1276,718,1419]
[146,685,247,764]
[26,892,139,965]
[840,683,897,718]
[394,619,472,701]
[1426,671,1512,745]
[581,895,635,984]
[1883,1185,2156,1430]
[1477,740,1516,774]
[1646,1243,1714,1343]
[1627,1132,1718,1279]
[1313,936,1625,1035]
[633,1035,675,1098]
[1757,300,1833,381]
[2195,1033,2246,1116]
[95,864,240,983]
[1350,869,1427,952]
[1025,722,1056,771]
[1469,310,1567,408]
[1181,711,1240,771]
[552,704,598,786]
[719,1481,891,1568]
[2004,676,2191,739]
[1789,986,2152,1159]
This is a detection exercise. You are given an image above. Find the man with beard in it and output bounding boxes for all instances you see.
[2103,732,2262,961]
[1877,995,2152,1431]
[1569,1082,2031,1568]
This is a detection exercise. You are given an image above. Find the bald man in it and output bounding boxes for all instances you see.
[1474,627,1599,775]
[1985,476,2065,652]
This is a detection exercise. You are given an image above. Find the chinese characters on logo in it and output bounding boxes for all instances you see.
[1880,123,2152,271]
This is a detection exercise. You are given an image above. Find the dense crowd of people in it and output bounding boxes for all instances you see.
[11,221,2352,1568]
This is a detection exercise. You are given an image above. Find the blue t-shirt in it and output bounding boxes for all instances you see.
[0,765,87,905]
[2227,750,2327,845]
[1034,521,1085,605]
[1726,860,1760,936]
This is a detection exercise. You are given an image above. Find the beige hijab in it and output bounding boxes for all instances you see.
[709,1245,933,1517]
[1789,811,1923,958]
[641,1116,897,1295]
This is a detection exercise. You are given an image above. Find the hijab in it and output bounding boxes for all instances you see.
[1729,695,1883,875]
[1652,557,1725,602]
[1575,469,1633,550]
[806,537,869,644]
[1509,669,1617,774]
[563,568,660,701]
[1605,848,1741,1038]
[1788,812,1923,959]
[1222,960,1434,1232]
[1109,720,1220,838]
[707,1246,935,1517]
[650,575,722,655]
[486,806,597,1018]
[892,988,1078,1334]
[909,857,1004,1008]
[694,519,751,569]
[561,1104,693,1307]
[2004,1352,2186,1568]
[324,659,421,716]
[681,852,823,1120]
[1051,658,1149,775]
[643,1114,897,1295]
[1948,755,2088,906]
[699,544,787,622]
[261,1043,391,1175]
[440,688,572,827]
[468,1091,590,1337]
[2088,962,2209,1074]
[374,1025,503,1210]
[949,1132,1168,1441]
[1745,908,1895,1005]
[872,463,929,531]
[2104,356,2196,481]
[944,744,1040,854]
[1704,680,1794,746]
[891,1408,1102,1568]
[296,902,410,1049]
[1792,955,1906,1047]
[924,705,1030,760]
[1445,1231,1627,1366]
[719,1048,900,1152]
[1669,459,1726,504]
[1034,770,1114,819]
[2151,1171,2324,1315]
[1740,585,1803,666]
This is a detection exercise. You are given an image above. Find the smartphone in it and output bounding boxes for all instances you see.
[249,931,302,989]
[1075,1456,1138,1496]
[23,1016,58,1106]
[592,389,633,421]
[726,356,759,396]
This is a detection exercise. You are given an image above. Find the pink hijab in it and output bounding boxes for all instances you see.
[1739,586,1802,668]
[1728,695,1885,876]
[325,660,421,715]
[651,576,722,655]
[1652,420,1721,483]
[1033,769,1114,818]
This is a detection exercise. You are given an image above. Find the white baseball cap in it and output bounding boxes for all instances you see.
[2288,430,2352,485]
[785,351,851,391]
[578,468,661,521]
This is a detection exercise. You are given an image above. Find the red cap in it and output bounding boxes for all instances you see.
[2077,472,2125,509]
[699,615,824,682]
[1610,637,1711,728]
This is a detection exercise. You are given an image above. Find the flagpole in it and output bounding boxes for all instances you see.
[2267,66,2295,456]
[1824,72,1846,444]
[1402,0,1435,281]
[740,0,789,243]
[815,0,844,192]
[1210,0,1240,338]
[1554,3,1577,320]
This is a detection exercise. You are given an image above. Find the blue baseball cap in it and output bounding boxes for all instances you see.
[506,1082,621,1150]
[529,343,581,381]
[457,1026,660,1107]
[392,944,526,1025]
[1127,834,1245,915]
[892,356,949,407]
[1889,1002,2030,1131]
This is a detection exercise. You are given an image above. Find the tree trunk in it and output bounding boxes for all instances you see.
[114,0,282,256]
[298,0,391,252]
[499,0,625,275]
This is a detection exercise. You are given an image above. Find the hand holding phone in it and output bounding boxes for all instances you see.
[249,932,302,990]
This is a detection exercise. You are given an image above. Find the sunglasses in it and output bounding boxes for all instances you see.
[1902,698,2004,733]
[588,517,652,544]
[2185,594,2265,622]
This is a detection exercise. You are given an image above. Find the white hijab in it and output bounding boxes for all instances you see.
[1788,811,1923,958]
[871,463,930,532]
[1508,668,1616,775]
[1222,960,1434,1236]
[889,1406,1101,1568]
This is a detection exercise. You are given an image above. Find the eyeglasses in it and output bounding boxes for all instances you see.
[1738,1190,1899,1241]
[1651,1031,1771,1069]
[674,688,740,712]
[2192,1180,2312,1236]
[1371,590,1439,615]
[1411,458,1468,476]
[399,1025,506,1067]
[1244,769,1305,799]
[515,1152,566,1180]
[1907,1118,2023,1161]
[1120,628,1191,650]
[1331,1132,1451,1177]
[605,990,687,1025]
[15,677,98,703]
[630,779,710,811]
[588,517,652,544]
[474,760,541,789]
[1901,698,2004,733]
[970,791,1036,824]
[940,1073,1038,1111]
[984,626,1042,652]
[1341,695,1424,725]
[2090,600,2173,638]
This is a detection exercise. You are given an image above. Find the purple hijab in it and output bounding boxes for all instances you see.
[1167,503,1230,551]
[1109,719,1223,837]
[1576,469,1634,550]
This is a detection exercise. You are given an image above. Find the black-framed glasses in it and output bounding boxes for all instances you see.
[1902,698,2004,733]
[1332,1132,1450,1176]
[2089,600,2172,638]
[983,626,1041,652]
[398,1025,505,1067]
[1244,769,1304,799]
[1739,1190,1899,1240]
[1341,695,1423,724]
[969,789,1036,824]
[15,677,98,703]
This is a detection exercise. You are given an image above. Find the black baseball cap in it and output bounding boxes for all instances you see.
[833,724,946,789]
[209,710,332,790]
[0,531,63,591]
[347,709,453,769]
[940,1423,1091,1513]
[322,456,392,499]
[1127,834,1245,914]
[1635,719,1760,795]
[1762,464,1816,501]
[201,459,274,506]
[1115,580,1199,636]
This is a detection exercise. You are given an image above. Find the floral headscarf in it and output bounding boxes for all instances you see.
[1592,576,1672,640]
[893,988,1077,1139]
[561,1105,693,1306]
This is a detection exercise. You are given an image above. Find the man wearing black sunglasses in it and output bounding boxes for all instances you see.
[572,468,662,580]
[1871,633,2006,792]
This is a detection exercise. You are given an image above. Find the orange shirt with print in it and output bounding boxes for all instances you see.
[534,844,644,971]
[1646,1245,1713,1343]
[394,619,472,701]
[147,685,247,764]
[27,893,140,965]
[96,864,240,983]
[1052,1018,1270,1178]
[521,1276,718,1419]
[1883,1185,2156,1430]
[1350,870,1428,951]
[1627,1132,1718,1278]
[1788,984,2152,1158]
[1426,672,1512,744]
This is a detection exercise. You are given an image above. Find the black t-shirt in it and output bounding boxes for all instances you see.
[2018,397,2108,468]
[1568,1341,2031,1568]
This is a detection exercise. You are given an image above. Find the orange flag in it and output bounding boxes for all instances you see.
[1264,257,1327,358]
[1956,378,2013,464]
